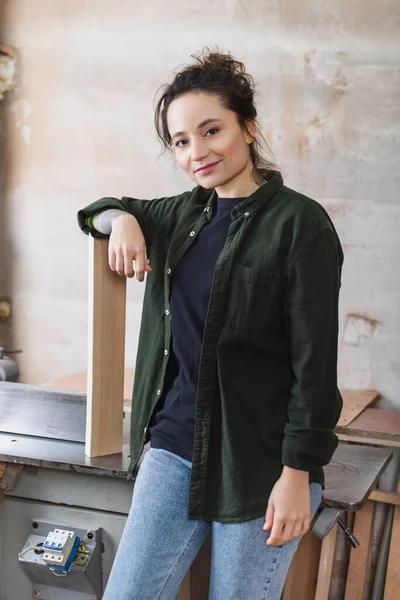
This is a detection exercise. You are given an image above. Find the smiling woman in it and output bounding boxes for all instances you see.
[154,48,279,198]
[77,45,343,600]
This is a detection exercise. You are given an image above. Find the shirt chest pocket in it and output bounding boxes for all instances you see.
[222,264,280,331]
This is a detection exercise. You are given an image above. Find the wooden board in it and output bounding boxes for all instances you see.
[339,409,400,442]
[337,434,400,448]
[43,369,135,405]
[86,237,126,457]
[282,528,322,600]
[335,390,379,430]
[315,524,338,600]
[369,489,400,507]
[383,488,400,600]
[344,500,375,600]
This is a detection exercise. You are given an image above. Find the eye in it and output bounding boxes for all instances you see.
[174,128,220,148]
[205,128,219,136]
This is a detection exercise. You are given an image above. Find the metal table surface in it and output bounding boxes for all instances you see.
[0,424,393,510]
[0,416,131,479]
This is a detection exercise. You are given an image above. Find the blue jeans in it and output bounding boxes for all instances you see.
[103,447,322,600]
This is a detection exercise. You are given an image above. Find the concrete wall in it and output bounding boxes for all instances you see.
[0,0,9,350]
[1,1,399,406]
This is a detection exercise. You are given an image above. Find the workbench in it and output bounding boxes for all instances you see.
[0,399,393,599]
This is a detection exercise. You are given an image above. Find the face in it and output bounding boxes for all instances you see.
[167,92,259,197]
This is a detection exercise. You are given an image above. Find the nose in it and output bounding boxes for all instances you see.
[191,137,209,164]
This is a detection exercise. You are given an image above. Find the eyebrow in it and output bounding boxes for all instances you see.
[171,118,222,140]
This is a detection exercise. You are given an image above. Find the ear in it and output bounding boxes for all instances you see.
[245,120,257,144]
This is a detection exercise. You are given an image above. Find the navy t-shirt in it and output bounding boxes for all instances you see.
[149,196,245,462]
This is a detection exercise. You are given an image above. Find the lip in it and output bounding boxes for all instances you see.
[195,161,221,174]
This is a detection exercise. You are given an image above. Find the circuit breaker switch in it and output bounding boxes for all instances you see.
[42,529,80,571]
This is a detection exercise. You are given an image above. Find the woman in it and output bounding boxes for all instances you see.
[78,47,343,600]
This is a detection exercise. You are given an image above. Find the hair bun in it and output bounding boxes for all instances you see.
[194,48,245,76]
[184,46,256,94]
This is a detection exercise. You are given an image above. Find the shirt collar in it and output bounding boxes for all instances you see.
[202,171,284,221]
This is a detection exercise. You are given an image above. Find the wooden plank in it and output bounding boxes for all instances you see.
[329,515,353,600]
[383,487,400,600]
[336,390,379,430]
[86,237,126,457]
[369,490,400,507]
[344,500,375,600]
[371,505,394,600]
[282,529,322,600]
[339,409,400,442]
[336,433,400,448]
[177,571,191,600]
[43,369,135,406]
[315,524,338,600]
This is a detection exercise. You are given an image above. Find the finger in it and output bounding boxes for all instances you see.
[135,247,146,282]
[115,249,125,276]
[301,518,311,535]
[123,250,134,278]
[266,518,284,546]
[144,248,152,272]
[109,248,116,272]
[263,502,274,531]
[282,521,295,543]
[267,532,285,546]
[291,520,304,541]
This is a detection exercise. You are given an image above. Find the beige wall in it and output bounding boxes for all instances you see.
[1,1,399,406]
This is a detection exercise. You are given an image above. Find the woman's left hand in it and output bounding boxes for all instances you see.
[263,467,311,546]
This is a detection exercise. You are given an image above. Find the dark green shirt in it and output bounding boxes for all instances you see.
[77,172,344,523]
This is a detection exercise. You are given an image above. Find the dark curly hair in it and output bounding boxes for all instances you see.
[154,45,280,185]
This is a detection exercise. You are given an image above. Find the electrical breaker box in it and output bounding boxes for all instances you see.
[0,493,128,600]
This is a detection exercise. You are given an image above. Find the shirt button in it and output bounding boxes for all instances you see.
[190,231,195,237]
[167,268,171,275]
[244,211,250,217]
[165,309,170,316]
[157,389,161,396]
[164,349,168,356]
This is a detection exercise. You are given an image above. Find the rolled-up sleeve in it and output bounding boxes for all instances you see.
[281,227,344,471]
[77,192,190,253]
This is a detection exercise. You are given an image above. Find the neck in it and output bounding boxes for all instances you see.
[215,163,263,198]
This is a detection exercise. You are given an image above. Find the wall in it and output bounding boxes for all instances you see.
[1,1,399,406]
[0,0,12,351]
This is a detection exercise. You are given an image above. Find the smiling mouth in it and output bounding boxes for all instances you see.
[196,161,221,174]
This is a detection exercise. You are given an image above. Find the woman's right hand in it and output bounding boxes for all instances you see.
[108,214,152,281]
